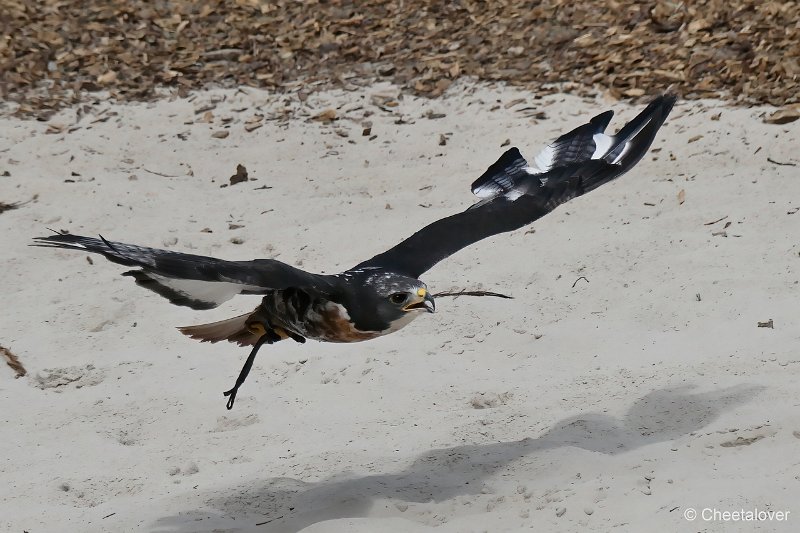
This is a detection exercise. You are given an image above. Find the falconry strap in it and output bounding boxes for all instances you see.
[223,325,282,409]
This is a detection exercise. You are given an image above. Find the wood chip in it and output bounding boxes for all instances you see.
[504,98,525,109]
[194,104,216,114]
[212,130,229,139]
[1,345,26,378]
[313,109,337,122]
[45,123,66,134]
[424,110,446,119]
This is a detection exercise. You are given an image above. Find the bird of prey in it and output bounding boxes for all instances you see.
[34,94,675,409]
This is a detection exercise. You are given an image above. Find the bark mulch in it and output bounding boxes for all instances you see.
[2,0,798,119]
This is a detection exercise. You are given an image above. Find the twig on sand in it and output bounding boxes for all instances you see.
[433,289,513,299]
[143,167,180,177]
[572,276,589,288]
[0,194,39,214]
[1,345,27,378]
[256,516,284,526]
[767,157,797,167]
[704,215,728,225]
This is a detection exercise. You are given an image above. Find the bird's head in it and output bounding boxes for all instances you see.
[339,270,435,333]
[385,280,436,315]
[370,274,435,316]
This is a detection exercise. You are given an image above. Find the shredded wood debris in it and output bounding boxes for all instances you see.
[2,1,798,119]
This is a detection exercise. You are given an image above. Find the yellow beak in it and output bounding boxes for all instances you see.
[403,288,435,313]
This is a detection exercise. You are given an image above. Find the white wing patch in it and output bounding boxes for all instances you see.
[591,133,614,159]
[148,273,264,306]
[473,174,514,198]
[531,143,556,173]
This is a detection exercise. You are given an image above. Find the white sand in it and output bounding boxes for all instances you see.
[1,82,799,532]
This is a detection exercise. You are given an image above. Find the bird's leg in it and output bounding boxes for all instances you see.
[223,324,281,410]
[285,330,306,344]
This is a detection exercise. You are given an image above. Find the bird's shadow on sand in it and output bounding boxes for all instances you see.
[153,384,762,532]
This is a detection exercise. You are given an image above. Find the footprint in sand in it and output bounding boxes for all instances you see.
[34,364,105,391]
[211,413,260,432]
[469,391,513,409]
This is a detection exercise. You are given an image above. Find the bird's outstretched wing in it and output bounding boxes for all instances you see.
[32,234,335,309]
[355,94,676,278]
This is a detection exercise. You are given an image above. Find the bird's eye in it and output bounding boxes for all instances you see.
[389,293,407,305]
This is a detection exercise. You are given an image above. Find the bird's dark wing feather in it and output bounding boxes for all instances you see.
[32,234,336,309]
[355,95,675,278]
[470,147,530,199]
[531,110,614,173]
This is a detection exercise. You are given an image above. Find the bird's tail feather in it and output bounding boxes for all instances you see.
[603,94,676,167]
[178,310,267,347]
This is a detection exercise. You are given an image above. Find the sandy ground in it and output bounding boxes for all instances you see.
[1,83,799,532]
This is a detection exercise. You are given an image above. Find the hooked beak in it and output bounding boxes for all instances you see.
[403,288,436,313]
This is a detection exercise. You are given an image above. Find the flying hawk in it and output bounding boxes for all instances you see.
[34,95,675,409]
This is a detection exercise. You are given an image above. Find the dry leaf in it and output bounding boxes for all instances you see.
[96,71,117,84]
[229,164,248,185]
[1,345,26,378]
[764,107,800,125]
